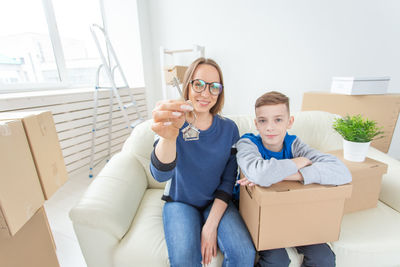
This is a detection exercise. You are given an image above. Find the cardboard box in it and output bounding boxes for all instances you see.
[329,150,388,214]
[0,120,45,237]
[301,92,400,153]
[164,65,188,85]
[331,76,390,95]
[0,111,68,200]
[239,181,352,250]
[0,207,60,267]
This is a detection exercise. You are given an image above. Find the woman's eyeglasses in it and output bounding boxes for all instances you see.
[190,79,223,96]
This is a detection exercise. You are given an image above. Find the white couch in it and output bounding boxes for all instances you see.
[70,111,400,267]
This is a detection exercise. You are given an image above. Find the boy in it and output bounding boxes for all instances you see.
[236,91,352,267]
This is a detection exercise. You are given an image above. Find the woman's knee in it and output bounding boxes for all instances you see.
[223,244,256,267]
[163,202,203,267]
[216,203,256,266]
[168,249,202,267]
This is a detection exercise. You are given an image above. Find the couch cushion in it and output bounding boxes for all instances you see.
[332,201,400,267]
[367,147,400,213]
[114,189,168,266]
[114,189,225,266]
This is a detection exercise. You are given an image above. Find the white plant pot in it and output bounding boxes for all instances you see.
[343,139,371,162]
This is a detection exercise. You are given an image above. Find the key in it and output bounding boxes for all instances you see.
[172,77,200,141]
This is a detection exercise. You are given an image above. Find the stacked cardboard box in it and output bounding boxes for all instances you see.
[0,110,68,200]
[164,65,188,85]
[0,110,67,266]
[301,92,400,153]
[0,208,59,267]
[329,150,388,213]
[0,119,45,236]
[239,181,352,251]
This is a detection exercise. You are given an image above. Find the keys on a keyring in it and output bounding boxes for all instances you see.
[181,100,200,141]
[181,123,200,141]
[172,77,200,141]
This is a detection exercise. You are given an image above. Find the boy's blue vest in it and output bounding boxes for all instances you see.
[232,132,296,204]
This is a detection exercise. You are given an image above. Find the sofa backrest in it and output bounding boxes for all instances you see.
[289,110,343,152]
[121,119,164,189]
[122,110,343,189]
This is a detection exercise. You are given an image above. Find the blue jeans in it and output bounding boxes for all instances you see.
[163,201,256,267]
[256,243,335,267]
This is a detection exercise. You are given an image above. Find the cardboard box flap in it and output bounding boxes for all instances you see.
[346,160,388,175]
[329,150,388,174]
[251,182,352,206]
[0,110,45,120]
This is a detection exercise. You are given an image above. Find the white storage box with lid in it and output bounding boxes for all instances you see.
[330,76,390,95]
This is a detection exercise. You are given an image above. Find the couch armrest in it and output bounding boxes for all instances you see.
[367,147,400,213]
[69,151,148,240]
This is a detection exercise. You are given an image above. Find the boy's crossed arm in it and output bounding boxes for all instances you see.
[237,137,352,187]
[237,156,312,187]
[236,138,311,187]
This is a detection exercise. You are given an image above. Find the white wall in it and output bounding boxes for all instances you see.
[136,0,400,158]
[102,0,145,88]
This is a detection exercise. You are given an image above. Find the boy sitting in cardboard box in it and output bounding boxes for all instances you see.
[236,91,352,267]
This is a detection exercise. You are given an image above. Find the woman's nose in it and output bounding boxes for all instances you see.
[200,85,211,97]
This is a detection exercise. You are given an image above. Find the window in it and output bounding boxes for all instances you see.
[52,0,103,87]
[0,0,104,92]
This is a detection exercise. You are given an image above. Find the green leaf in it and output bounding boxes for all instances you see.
[332,114,384,142]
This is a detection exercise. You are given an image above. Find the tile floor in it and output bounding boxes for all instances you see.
[44,163,105,267]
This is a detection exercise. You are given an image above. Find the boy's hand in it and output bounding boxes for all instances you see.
[291,157,312,169]
[236,177,256,187]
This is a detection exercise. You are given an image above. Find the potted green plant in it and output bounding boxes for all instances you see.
[333,114,384,162]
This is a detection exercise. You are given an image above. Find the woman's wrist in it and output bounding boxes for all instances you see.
[204,218,219,231]
[159,136,177,145]
[155,137,177,164]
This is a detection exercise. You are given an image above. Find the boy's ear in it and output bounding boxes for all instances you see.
[287,115,294,129]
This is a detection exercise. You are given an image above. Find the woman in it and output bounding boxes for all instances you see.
[150,58,255,267]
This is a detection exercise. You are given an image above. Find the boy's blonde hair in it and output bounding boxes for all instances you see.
[181,57,224,115]
[255,91,290,114]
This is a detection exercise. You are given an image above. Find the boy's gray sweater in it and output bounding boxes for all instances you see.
[236,137,352,187]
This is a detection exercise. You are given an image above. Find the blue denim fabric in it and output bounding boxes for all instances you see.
[163,201,256,267]
[257,243,335,267]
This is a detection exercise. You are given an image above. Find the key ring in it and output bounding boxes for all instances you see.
[184,100,197,125]
[181,100,200,141]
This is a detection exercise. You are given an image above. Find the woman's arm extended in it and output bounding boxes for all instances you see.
[201,199,228,265]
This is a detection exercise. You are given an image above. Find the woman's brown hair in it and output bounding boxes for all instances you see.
[181,57,224,115]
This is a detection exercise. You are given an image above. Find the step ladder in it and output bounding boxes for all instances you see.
[88,24,143,178]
